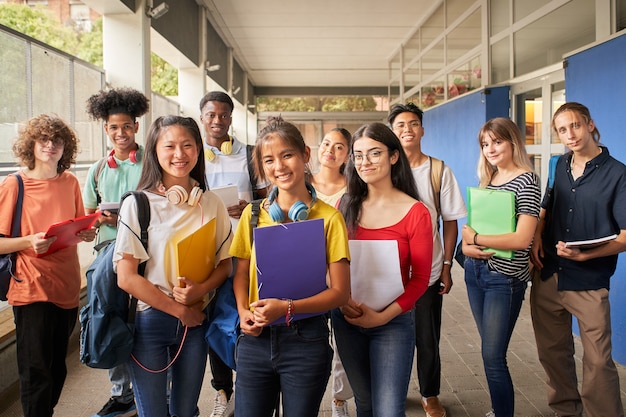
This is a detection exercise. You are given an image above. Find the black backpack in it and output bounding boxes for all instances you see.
[79,191,150,369]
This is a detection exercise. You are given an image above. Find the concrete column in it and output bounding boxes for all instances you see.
[102,0,152,141]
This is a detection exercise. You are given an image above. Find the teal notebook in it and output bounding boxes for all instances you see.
[467,187,516,259]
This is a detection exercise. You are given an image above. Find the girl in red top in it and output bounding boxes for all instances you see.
[332,122,433,417]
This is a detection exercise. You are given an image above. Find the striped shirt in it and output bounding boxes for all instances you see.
[486,172,541,281]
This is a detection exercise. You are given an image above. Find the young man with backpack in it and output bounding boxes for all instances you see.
[389,103,467,417]
[199,91,267,417]
[82,87,149,417]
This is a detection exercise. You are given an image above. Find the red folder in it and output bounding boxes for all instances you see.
[38,212,101,257]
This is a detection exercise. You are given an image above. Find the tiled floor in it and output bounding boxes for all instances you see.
[3,267,626,416]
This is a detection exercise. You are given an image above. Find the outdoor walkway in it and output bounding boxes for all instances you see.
[2,267,626,416]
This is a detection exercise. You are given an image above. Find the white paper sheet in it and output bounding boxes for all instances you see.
[348,240,404,312]
[211,184,239,208]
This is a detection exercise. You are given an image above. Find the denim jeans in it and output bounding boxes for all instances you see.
[234,315,332,417]
[331,308,415,417]
[108,363,133,403]
[464,258,527,417]
[129,307,208,417]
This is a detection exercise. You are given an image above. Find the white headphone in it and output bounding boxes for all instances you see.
[157,181,203,206]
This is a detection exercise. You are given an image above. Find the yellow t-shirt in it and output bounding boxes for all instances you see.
[229,198,350,306]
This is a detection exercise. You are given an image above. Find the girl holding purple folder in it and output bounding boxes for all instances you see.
[229,116,351,417]
[460,117,540,417]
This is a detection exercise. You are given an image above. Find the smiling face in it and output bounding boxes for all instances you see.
[200,100,232,145]
[104,113,138,156]
[480,131,513,169]
[156,125,200,187]
[34,136,64,167]
[391,111,424,152]
[318,130,349,170]
[261,134,310,194]
[352,136,398,186]
[553,110,596,154]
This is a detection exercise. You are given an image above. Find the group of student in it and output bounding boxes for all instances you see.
[0,90,624,417]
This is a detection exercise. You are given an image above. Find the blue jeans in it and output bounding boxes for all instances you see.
[129,307,208,417]
[464,258,527,417]
[331,308,415,417]
[234,315,332,417]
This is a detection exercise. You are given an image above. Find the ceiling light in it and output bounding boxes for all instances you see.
[146,2,169,19]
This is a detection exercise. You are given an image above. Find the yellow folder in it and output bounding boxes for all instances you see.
[175,218,216,284]
[467,187,516,259]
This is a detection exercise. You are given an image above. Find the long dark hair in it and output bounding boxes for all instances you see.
[340,122,419,234]
[136,115,207,191]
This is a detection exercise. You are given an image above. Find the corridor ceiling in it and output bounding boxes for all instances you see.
[199,0,438,87]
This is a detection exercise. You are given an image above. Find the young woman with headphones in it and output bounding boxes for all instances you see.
[229,116,350,417]
[114,115,233,417]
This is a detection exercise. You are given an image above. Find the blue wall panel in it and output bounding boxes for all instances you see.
[564,32,626,363]
[422,86,510,220]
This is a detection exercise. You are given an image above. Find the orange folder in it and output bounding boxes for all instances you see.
[175,218,216,284]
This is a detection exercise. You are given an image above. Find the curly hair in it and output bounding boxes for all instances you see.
[12,114,79,173]
[86,87,150,121]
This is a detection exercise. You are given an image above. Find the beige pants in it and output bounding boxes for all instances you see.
[530,272,624,417]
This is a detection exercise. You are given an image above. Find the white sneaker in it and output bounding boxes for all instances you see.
[332,400,350,417]
[210,390,234,417]
[485,410,495,417]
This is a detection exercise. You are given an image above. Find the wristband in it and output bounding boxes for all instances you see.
[473,233,479,245]
[286,299,294,326]
[443,260,452,266]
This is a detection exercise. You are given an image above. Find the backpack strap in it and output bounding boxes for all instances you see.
[120,190,151,324]
[429,156,444,220]
[246,145,260,200]
[93,157,108,207]
[548,155,560,188]
[249,199,262,242]
[10,173,24,239]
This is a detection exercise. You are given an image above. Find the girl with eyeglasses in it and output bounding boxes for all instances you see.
[229,116,350,417]
[0,114,96,417]
[332,122,433,417]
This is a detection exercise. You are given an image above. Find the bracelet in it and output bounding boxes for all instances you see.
[443,260,452,266]
[473,233,479,245]
[286,299,294,326]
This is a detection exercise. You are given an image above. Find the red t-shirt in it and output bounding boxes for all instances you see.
[355,202,432,312]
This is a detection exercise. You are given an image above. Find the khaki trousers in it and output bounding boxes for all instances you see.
[530,272,624,417]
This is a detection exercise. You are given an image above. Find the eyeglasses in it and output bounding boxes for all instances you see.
[351,149,388,165]
[37,136,64,147]
[392,121,421,131]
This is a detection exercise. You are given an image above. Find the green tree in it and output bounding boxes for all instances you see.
[0,4,177,96]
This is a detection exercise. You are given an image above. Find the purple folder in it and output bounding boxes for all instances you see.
[254,218,327,325]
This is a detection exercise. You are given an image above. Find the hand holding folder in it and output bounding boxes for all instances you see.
[467,187,516,259]
[254,218,327,325]
[37,212,101,257]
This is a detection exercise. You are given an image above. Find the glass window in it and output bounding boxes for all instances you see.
[421,78,444,109]
[491,37,510,84]
[447,9,481,64]
[490,0,509,36]
[514,0,595,77]
[514,0,546,22]
[404,66,421,96]
[31,44,71,121]
[447,56,481,99]
[421,4,444,51]
[515,88,542,146]
[403,35,420,67]
[421,39,444,79]
[551,82,566,144]
[446,0,468,26]
[618,0,626,32]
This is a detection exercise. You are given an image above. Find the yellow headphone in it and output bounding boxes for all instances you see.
[204,136,233,162]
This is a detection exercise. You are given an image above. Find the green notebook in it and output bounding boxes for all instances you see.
[467,187,516,259]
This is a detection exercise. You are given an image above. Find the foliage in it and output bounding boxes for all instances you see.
[257,96,378,112]
[0,4,177,96]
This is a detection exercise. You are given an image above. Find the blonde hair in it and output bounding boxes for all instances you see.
[477,117,534,188]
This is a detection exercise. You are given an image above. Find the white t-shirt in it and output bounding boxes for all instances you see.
[412,158,467,285]
[113,190,233,311]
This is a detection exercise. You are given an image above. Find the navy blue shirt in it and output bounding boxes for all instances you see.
[541,147,626,290]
